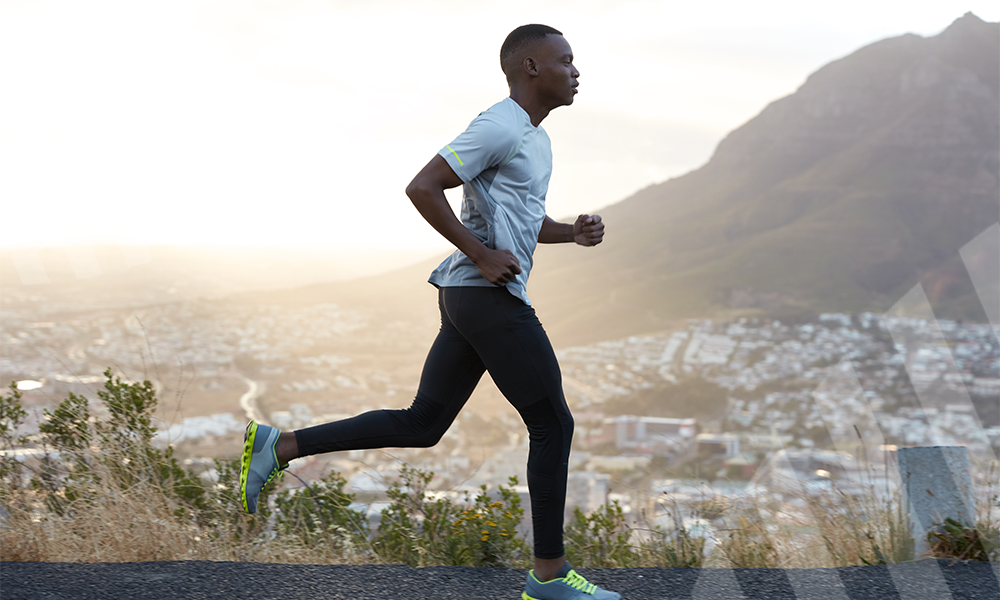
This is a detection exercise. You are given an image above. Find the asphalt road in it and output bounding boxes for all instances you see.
[2,560,998,599]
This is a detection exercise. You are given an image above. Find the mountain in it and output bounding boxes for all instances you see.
[525,12,999,343]
[266,13,1000,346]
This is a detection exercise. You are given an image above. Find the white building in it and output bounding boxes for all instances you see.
[600,415,696,456]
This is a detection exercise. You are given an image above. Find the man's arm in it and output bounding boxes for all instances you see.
[405,155,522,286]
[538,214,605,246]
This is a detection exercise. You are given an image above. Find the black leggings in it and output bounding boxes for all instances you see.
[294,286,574,559]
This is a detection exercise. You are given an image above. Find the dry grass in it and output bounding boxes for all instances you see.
[1,472,993,566]
[3,447,996,566]
[0,477,367,564]
[0,456,362,565]
[639,471,918,570]
[2,489,201,562]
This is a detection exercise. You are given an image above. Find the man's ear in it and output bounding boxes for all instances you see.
[523,56,539,77]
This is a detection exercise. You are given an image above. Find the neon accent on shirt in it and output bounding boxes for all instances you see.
[446,145,464,166]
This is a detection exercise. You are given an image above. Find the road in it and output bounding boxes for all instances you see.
[2,560,998,599]
[238,374,266,424]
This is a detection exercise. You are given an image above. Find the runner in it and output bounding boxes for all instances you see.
[241,24,620,600]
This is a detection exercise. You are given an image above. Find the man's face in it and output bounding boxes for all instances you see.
[533,34,580,108]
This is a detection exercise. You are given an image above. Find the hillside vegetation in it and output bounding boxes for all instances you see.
[2,373,997,566]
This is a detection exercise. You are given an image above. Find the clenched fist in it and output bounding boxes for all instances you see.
[574,214,605,247]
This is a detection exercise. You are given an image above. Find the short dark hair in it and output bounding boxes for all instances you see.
[500,24,562,65]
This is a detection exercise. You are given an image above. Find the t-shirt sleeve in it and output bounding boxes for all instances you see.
[438,110,521,183]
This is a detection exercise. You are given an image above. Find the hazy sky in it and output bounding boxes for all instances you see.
[2,1,997,256]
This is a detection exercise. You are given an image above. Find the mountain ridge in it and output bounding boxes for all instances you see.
[523,12,999,343]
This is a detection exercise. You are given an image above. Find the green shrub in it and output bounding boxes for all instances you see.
[275,470,370,557]
[928,517,1000,562]
[0,383,29,504]
[565,500,635,568]
[371,466,529,568]
[28,370,210,520]
[445,477,529,567]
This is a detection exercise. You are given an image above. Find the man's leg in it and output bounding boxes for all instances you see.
[441,287,574,580]
[278,291,486,462]
[242,290,485,514]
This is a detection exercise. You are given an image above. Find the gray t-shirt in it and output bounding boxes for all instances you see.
[429,97,552,305]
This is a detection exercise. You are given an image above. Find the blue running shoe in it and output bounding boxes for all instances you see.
[239,421,286,513]
[523,563,622,600]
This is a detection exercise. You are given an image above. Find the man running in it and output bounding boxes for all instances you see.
[240,24,620,600]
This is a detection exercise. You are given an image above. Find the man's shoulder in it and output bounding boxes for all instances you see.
[460,99,525,149]
[481,97,519,116]
[473,98,528,129]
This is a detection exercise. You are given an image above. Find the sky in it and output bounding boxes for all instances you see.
[2,0,998,257]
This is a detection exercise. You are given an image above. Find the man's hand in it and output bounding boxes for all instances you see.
[573,214,605,246]
[474,247,522,286]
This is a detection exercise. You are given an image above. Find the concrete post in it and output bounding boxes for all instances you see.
[897,446,975,558]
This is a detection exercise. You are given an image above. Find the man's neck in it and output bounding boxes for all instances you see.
[509,91,549,127]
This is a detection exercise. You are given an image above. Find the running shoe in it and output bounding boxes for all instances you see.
[239,420,287,513]
[523,563,622,600]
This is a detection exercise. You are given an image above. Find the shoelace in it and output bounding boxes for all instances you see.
[563,570,597,595]
[263,463,286,485]
[262,440,290,485]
